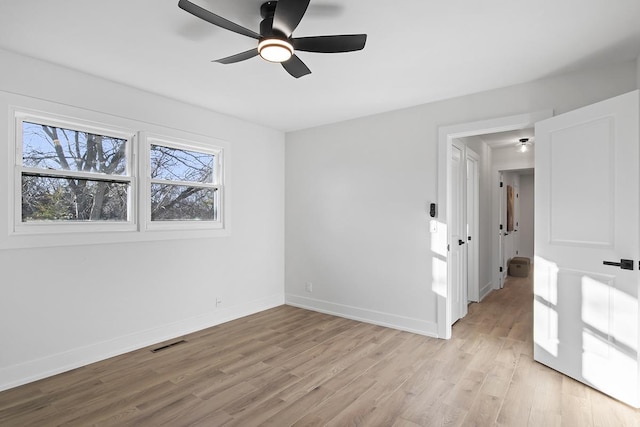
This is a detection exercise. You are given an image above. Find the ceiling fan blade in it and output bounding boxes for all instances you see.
[272,0,310,36]
[213,48,259,64]
[178,0,261,40]
[293,34,367,53]
[282,55,311,78]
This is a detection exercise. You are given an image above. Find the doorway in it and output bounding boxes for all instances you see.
[498,168,534,286]
[436,110,552,339]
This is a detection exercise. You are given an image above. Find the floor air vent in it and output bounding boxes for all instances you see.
[151,339,187,353]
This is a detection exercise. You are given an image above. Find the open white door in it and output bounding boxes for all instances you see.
[498,172,505,289]
[450,141,467,323]
[534,90,640,407]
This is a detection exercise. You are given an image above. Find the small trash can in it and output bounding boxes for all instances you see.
[508,257,530,277]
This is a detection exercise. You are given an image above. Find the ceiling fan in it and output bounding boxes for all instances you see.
[178,0,367,78]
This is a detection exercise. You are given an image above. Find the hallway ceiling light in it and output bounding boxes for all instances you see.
[517,138,532,153]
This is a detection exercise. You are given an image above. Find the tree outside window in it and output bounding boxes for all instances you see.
[149,144,219,222]
[21,122,129,222]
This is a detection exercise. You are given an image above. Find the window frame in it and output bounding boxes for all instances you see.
[4,95,230,249]
[12,110,138,235]
[142,134,225,231]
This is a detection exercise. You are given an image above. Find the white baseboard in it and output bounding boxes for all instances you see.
[0,293,284,392]
[285,294,438,338]
[479,280,494,301]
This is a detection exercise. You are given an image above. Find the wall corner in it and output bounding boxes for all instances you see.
[637,55,640,89]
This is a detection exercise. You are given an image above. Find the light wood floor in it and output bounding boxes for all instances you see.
[2,272,639,426]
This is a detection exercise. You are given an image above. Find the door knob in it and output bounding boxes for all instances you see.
[458,239,465,245]
[603,259,634,270]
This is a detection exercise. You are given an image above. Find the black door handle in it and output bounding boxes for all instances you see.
[603,259,634,270]
[458,239,465,245]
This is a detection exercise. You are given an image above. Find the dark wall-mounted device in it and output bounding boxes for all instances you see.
[430,203,437,218]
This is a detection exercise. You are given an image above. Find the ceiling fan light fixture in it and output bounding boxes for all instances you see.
[518,138,530,153]
[258,38,294,63]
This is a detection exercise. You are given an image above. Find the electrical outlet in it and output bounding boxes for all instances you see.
[216,297,223,307]
[305,282,313,293]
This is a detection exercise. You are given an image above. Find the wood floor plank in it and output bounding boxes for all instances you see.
[355,385,414,426]
[290,376,378,426]
[478,360,515,399]
[2,268,640,426]
[460,392,502,427]
[224,395,288,427]
[223,369,299,416]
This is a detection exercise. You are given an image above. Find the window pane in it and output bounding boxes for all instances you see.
[151,184,218,221]
[150,145,215,183]
[22,122,127,175]
[22,175,128,222]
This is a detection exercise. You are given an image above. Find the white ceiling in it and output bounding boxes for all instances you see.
[478,129,534,148]
[1,0,639,132]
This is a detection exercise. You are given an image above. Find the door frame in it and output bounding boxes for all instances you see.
[498,171,506,289]
[436,110,553,339]
[466,148,480,302]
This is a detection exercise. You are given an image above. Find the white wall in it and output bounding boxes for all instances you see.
[0,49,285,390]
[519,174,535,258]
[285,60,638,337]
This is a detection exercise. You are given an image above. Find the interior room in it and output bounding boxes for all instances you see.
[1,0,640,424]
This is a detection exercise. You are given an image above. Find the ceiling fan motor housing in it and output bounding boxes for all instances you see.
[257,1,294,62]
[260,2,278,19]
[260,2,284,38]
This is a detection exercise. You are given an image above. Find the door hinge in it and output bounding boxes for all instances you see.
[499,266,503,272]
[499,224,503,230]
[500,182,503,188]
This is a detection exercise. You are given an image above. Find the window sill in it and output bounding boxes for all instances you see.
[3,223,230,250]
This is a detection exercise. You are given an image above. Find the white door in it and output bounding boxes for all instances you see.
[451,142,467,323]
[498,172,505,289]
[534,90,640,407]
[466,149,480,302]
[513,181,520,256]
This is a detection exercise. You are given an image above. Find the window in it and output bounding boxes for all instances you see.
[9,106,226,244]
[146,136,224,229]
[14,113,136,234]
